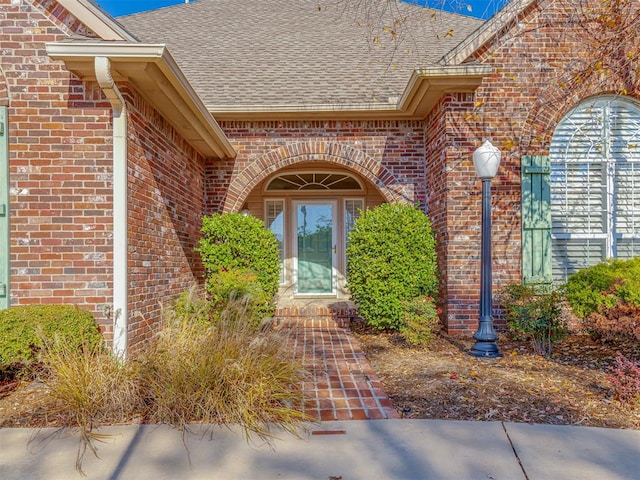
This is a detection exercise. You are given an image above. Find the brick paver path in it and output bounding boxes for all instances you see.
[279,316,399,421]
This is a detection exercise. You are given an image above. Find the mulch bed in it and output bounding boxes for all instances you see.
[355,328,640,429]
[2,329,639,429]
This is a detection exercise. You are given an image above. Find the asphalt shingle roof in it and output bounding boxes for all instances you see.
[119,0,483,109]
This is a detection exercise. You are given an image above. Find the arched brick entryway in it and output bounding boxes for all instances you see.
[221,139,415,306]
[222,140,411,213]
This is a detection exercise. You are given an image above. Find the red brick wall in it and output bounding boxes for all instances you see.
[425,94,475,332]
[3,1,206,349]
[125,87,206,350]
[430,0,640,333]
[3,1,113,334]
[206,120,426,214]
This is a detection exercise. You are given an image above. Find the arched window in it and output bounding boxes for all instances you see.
[550,96,640,281]
[266,172,362,191]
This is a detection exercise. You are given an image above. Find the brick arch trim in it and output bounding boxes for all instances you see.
[0,66,8,106]
[223,141,411,213]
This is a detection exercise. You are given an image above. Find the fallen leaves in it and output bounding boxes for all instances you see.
[357,332,640,430]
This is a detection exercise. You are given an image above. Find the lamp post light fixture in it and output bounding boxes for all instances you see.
[470,140,502,358]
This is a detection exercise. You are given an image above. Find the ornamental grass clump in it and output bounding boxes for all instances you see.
[37,290,306,474]
[136,293,306,439]
[40,340,141,474]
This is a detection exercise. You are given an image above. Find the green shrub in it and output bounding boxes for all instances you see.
[498,283,567,356]
[0,305,102,371]
[197,213,280,302]
[566,257,640,318]
[346,203,438,330]
[207,267,273,327]
[399,296,441,346]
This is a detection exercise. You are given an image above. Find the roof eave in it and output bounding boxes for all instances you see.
[45,42,236,159]
[209,64,493,121]
[440,0,537,65]
[57,0,138,41]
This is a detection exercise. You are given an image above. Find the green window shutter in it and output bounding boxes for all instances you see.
[0,107,9,308]
[521,155,552,284]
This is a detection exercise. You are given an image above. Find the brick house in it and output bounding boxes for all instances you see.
[1,0,639,354]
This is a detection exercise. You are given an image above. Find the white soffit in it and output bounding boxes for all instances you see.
[46,42,236,159]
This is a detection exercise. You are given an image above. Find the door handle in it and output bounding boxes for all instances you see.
[332,245,337,254]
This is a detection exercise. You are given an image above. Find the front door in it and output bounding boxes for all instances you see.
[294,200,336,295]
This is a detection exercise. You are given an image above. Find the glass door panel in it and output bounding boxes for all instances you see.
[295,202,335,294]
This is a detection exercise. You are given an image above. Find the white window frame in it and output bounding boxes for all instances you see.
[265,199,286,285]
[550,96,640,281]
[344,198,364,270]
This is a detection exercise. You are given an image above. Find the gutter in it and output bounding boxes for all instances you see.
[95,56,128,359]
[209,64,493,121]
[46,42,236,159]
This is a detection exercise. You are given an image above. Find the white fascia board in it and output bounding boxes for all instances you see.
[399,65,493,106]
[57,0,138,41]
[440,0,537,66]
[210,65,492,121]
[45,42,236,159]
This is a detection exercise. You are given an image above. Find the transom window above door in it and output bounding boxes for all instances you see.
[266,172,363,191]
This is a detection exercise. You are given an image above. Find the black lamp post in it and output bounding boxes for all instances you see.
[470,140,502,358]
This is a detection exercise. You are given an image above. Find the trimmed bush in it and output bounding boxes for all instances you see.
[566,258,640,341]
[346,203,438,330]
[0,305,102,371]
[197,213,280,319]
[498,283,567,356]
[566,257,640,318]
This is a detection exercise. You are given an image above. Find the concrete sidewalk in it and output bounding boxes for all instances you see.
[1,420,638,479]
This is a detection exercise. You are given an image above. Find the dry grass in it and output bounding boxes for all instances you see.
[39,341,142,473]
[0,294,307,474]
[137,296,307,439]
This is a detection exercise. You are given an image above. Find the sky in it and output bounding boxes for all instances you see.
[94,0,510,19]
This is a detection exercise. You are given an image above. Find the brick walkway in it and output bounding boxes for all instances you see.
[277,314,399,422]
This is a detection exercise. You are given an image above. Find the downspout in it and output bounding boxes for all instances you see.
[95,56,128,359]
